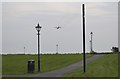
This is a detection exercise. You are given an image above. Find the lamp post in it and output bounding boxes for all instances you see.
[24,47,25,54]
[90,32,93,53]
[35,23,42,72]
[56,44,58,54]
[82,4,86,73]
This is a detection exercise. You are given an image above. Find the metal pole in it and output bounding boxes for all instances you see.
[24,47,25,54]
[82,4,86,73]
[90,40,91,52]
[38,31,40,72]
[91,33,92,52]
[90,32,93,53]
[56,44,58,54]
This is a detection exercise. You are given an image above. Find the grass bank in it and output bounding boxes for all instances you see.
[2,54,92,74]
[64,54,118,77]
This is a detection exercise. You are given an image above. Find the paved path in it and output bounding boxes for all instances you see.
[3,54,104,77]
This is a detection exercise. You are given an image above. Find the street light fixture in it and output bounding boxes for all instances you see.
[35,23,42,72]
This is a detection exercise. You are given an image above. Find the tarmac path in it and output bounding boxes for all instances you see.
[3,54,104,77]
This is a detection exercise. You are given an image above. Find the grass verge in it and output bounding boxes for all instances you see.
[2,54,92,74]
[64,54,118,77]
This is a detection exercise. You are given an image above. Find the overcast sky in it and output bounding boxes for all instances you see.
[2,2,118,54]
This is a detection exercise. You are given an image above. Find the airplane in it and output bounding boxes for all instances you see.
[54,26,62,29]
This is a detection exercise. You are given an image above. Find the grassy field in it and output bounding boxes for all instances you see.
[0,55,1,75]
[64,54,118,77]
[2,54,92,75]
[118,52,120,77]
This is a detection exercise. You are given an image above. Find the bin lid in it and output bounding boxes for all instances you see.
[28,60,35,61]
[28,60,35,63]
